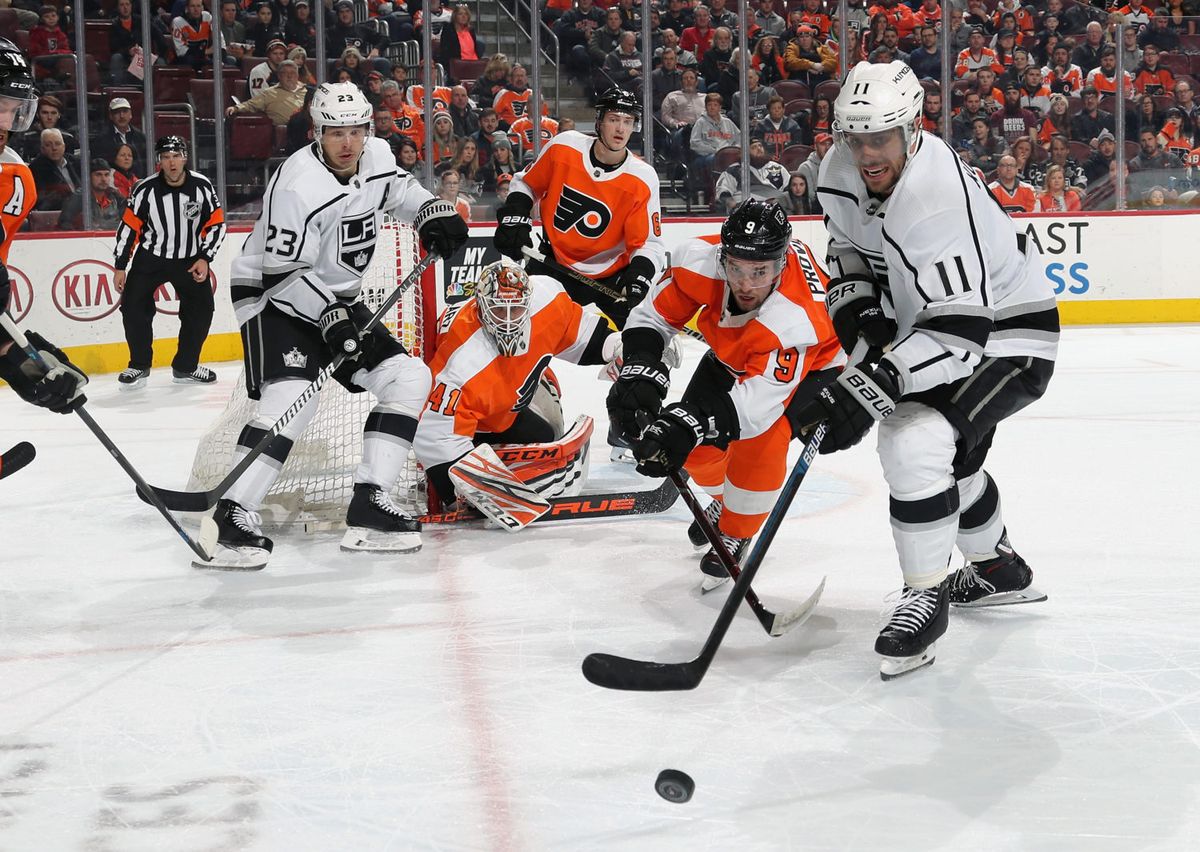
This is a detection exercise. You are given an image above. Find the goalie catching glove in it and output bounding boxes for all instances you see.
[492,192,534,261]
[789,358,902,453]
[0,331,88,414]
[414,198,469,259]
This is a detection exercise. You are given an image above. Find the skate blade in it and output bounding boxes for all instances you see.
[700,574,730,594]
[608,446,636,464]
[879,642,937,681]
[340,527,422,554]
[193,544,268,571]
[953,586,1048,608]
[117,379,147,391]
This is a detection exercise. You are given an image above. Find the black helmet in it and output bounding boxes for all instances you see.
[720,199,791,263]
[0,38,37,133]
[595,87,641,131]
[155,135,188,157]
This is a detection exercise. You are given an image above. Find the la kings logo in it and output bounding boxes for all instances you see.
[338,212,377,274]
[554,185,611,239]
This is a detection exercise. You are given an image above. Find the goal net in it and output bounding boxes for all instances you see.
[186,217,430,525]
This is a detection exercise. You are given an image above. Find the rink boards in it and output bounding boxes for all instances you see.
[6,212,1198,375]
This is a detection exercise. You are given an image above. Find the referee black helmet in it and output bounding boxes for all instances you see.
[155,135,188,158]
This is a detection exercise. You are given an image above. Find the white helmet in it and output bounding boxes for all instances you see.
[309,82,373,137]
[474,261,533,357]
[833,61,925,159]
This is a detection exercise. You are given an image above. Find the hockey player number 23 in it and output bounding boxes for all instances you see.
[266,225,298,258]
[773,347,799,382]
[427,382,461,417]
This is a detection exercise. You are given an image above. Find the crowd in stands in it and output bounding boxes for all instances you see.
[6,0,1200,230]
[547,0,1200,211]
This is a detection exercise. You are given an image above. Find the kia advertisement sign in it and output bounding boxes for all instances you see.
[52,260,121,321]
[5,265,33,323]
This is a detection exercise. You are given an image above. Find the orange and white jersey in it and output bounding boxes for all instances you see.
[415,275,608,468]
[1085,67,1133,96]
[507,115,559,158]
[493,87,549,126]
[627,235,843,440]
[407,84,453,113]
[1043,63,1083,94]
[390,103,425,155]
[988,179,1040,213]
[0,153,35,264]
[510,130,667,281]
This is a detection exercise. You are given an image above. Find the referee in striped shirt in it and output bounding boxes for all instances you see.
[113,135,226,389]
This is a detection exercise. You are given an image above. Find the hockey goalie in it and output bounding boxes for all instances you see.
[412,260,620,528]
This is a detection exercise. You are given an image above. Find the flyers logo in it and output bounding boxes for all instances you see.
[512,353,553,412]
[554,185,611,238]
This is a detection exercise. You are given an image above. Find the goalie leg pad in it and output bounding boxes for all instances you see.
[450,445,552,531]
[493,415,593,499]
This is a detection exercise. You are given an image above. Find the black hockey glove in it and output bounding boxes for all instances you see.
[414,198,469,260]
[0,331,89,414]
[318,304,362,364]
[606,358,670,444]
[788,359,901,453]
[617,255,656,308]
[634,403,705,478]
[493,192,534,261]
[825,274,897,354]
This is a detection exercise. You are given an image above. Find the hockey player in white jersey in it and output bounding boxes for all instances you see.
[202,82,468,570]
[791,61,1058,679]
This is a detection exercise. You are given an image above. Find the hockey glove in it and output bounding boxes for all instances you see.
[634,403,704,478]
[0,331,89,414]
[789,359,901,453]
[825,274,897,354]
[617,256,657,308]
[414,198,469,260]
[493,193,534,261]
[318,304,362,364]
[606,358,670,444]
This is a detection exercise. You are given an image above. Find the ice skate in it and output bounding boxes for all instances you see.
[607,421,636,464]
[699,532,749,593]
[172,365,217,384]
[687,498,723,549]
[117,367,149,390]
[949,531,1046,608]
[341,483,422,553]
[196,499,273,571]
[876,578,950,681]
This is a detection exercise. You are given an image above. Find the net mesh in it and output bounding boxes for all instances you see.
[186,217,426,525]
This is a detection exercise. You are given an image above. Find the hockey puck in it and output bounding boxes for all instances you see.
[654,769,694,803]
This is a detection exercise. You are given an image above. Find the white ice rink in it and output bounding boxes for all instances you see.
[2,325,1199,851]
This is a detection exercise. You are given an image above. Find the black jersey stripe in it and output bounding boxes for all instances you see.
[111,171,225,265]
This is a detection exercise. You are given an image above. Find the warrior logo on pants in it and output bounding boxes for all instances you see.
[338,212,378,274]
[553,186,611,239]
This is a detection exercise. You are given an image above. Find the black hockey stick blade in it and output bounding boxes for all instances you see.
[581,423,827,691]
[0,441,36,479]
[421,475,680,525]
[138,252,440,513]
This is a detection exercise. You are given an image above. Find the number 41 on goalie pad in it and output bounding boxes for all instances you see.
[449,416,593,532]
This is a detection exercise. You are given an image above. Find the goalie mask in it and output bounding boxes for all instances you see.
[475,261,533,356]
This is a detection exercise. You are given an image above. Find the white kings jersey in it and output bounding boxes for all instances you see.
[229,138,434,326]
[816,132,1059,395]
[508,131,667,281]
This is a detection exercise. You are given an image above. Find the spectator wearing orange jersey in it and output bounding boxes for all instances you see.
[1158,109,1193,158]
[1086,48,1133,97]
[1043,45,1084,96]
[992,0,1034,36]
[989,154,1041,212]
[382,81,425,157]
[1038,165,1083,211]
[494,65,548,129]
[975,67,1004,112]
[1133,44,1175,96]
[868,0,917,39]
[955,27,1004,79]
[1115,0,1153,31]
[507,115,559,160]
[1037,93,1074,145]
[172,0,214,72]
[1018,65,1052,118]
[408,83,454,114]
[797,0,832,38]
[912,0,941,30]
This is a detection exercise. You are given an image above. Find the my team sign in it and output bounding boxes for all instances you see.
[51,259,121,321]
[5,265,33,323]
[443,235,501,303]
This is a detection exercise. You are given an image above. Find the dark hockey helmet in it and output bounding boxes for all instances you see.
[0,38,37,133]
[720,199,791,264]
[595,87,642,132]
[155,135,188,158]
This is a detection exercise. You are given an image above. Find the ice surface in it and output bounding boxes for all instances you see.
[1,326,1198,851]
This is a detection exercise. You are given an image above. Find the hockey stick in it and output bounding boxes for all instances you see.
[421,474,680,525]
[669,468,823,638]
[0,314,213,561]
[580,423,827,691]
[0,441,35,479]
[521,246,707,343]
[139,251,440,513]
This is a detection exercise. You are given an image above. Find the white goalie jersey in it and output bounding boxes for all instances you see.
[816,133,1060,395]
[229,138,434,327]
